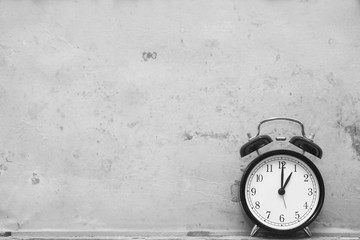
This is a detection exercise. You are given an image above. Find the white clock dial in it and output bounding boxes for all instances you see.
[244,154,320,230]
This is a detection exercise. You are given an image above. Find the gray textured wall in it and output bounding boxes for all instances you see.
[0,0,360,234]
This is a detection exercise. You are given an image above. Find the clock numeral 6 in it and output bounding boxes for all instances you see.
[279,214,285,222]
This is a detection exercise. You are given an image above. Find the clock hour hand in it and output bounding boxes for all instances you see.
[283,172,293,189]
[278,166,292,196]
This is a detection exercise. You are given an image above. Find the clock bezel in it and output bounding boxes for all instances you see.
[239,149,325,235]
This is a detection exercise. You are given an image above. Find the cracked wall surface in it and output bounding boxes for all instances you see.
[0,0,360,234]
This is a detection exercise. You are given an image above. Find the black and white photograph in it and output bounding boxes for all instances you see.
[0,0,359,239]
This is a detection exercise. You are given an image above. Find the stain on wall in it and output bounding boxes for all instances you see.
[142,52,157,61]
[343,124,360,157]
[0,0,360,234]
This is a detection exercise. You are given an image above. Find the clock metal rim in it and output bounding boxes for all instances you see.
[239,149,325,235]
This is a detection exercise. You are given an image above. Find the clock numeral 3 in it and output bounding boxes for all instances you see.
[308,188,313,196]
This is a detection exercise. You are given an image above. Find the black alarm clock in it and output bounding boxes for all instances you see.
[238,117,325,237]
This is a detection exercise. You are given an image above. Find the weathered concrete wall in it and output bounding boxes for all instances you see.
[0,0,360,234]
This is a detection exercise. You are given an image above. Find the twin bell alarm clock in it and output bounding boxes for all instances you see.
[237,117,325,237]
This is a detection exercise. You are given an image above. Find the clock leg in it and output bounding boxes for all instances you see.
[303,227,312,237]
[250,225,260,237]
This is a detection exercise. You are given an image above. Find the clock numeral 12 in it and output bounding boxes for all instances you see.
[278,161,286,169]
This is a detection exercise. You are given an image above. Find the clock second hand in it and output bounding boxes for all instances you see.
[282,172,292,209]
[282,195,287,209]
[279,164,292,209]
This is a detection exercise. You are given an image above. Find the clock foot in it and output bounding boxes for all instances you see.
[303,227,312,237]
[250,225,260,237]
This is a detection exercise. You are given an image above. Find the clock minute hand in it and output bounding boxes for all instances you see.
[283,172,293,189]
[281,163,284,188]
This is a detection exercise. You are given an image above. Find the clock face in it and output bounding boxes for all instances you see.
[240,150,324,233]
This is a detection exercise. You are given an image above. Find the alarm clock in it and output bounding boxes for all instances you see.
[238,117,325,237]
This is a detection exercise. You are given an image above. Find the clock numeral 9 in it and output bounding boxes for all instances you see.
[279,214,285,222]
[250,188,256,196]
